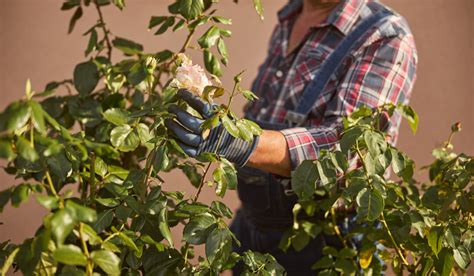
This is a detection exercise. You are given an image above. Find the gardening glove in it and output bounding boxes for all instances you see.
[165,89,260,167]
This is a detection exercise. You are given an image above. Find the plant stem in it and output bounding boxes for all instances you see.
[444,132,455,149]
[179,28,195,54]
[94,0,113,60]
[79,223,94,275]
[380,212,409,266]
[193,163,212,202]
[45,171,59,199]
[355,140,369,178]
[330,208,347,247]
[89,154,96,202]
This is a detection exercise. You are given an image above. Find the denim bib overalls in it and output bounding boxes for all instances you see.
[230,3,394,275]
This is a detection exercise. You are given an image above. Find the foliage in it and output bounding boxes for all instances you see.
[0,0,282,275]
[286,105,473,275]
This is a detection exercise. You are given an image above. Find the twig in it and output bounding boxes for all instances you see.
[45,171,59,199]
[193,163,212,202]
[380,212,409,266]
[79,223,94,275]
[93,0,113,60]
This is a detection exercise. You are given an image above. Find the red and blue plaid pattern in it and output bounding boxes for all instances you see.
[245,0,418,170]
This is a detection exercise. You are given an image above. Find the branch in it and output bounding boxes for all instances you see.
[193,163,212,202]
[380,212,409,266]
[94,0,113,60]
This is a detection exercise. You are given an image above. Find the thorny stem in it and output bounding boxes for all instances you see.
[94,0,113,60]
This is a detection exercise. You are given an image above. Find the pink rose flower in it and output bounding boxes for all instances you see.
[171,54,211,96]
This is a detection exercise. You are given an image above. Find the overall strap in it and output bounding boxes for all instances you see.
[284,7,394,126]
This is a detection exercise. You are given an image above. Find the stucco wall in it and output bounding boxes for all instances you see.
[0,0,473,273]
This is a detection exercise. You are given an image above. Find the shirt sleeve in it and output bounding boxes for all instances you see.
[281,35,418,171]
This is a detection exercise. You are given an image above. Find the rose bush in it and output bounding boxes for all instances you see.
[0,0,283,275]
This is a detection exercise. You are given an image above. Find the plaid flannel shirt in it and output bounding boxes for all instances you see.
[245,0,418,170]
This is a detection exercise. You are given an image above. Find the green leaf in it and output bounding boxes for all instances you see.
[154,17,175,35]
[220,159,238,190]
[212,167,225,197]
[329,151,349,173]
[183,213,216,245]
[73,61,99,96]
[94,156,108,177]
[11,184,31,207]
[221,115,239,139]
[212,16,232,25]
[253,0,264,20]
[235,119,253,142]
[112,0,125,9]
[148,16,167,29]
[400,105,419,134]
[435,248,454,276]
[4,101,31,131]
[335,258,356,275]
[291,230,310,252]
[241,90,259,102]
[364,130,386,157]
[118,232,139,252]
[1,247,19,276]
[36,195,59,209]
[16,136,39,162]
[91,250,121,275]
[85,28,98,56]
[153,146,170,172]
[198,26,221,48]
[159,207,174,247]
[53,245,87,266]
[453,245,471,270]
[110,125,140,152]
[112,37,144,55]
[92,209,114,233]
[201,115,220,132]
[292,160,317,200]
[68,6,83,34]
[0,140,15,161]
[428,226,444,257]
[203,49,222,76]
[311,256,334,270]
[29,101,46,134]
[211,201,233,219]
[127,62,148,85]
[340,126,363,153]
[65,200,97,223]
[0,188,13,212]
[179,0,204,20]
[205,228,232,266]
[356,188,384,221]
[137,123,153,148]
[95,197,120,207]
[51,209,76,244]
[103,108,130,125]
[125,169,146,200]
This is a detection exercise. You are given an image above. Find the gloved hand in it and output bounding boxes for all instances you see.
[165,89,259,167]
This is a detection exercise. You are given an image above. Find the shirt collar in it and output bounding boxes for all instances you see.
[277,0,367,35]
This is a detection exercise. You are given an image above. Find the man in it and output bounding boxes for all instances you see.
[167,0,417,274]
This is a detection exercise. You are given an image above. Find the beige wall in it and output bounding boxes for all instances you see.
[0,0,473,271]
